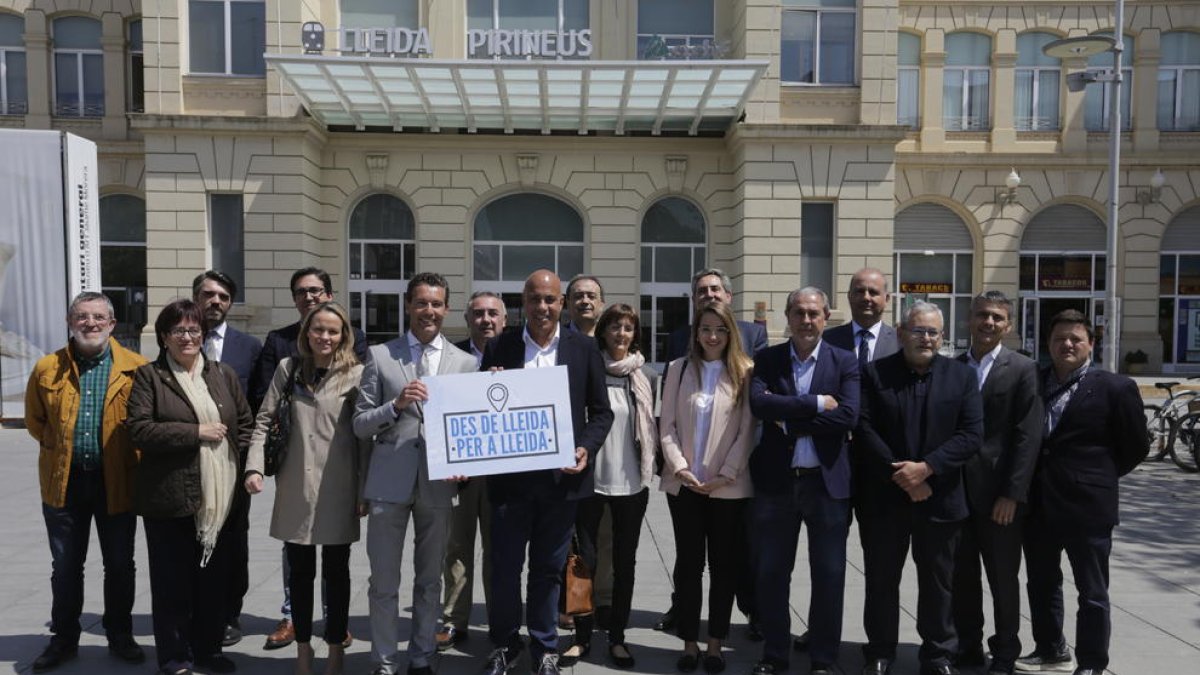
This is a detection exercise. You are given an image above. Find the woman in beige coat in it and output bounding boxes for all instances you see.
[659,301,754,675]
[245,302,365,675]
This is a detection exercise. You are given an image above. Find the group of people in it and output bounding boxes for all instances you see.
[24,261,1148,675]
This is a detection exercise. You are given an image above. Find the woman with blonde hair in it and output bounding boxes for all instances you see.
[659,300,755,674]
[245,302,365,675]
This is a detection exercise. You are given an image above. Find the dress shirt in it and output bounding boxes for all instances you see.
[469,341,485,368]
[1044,359,1091,435]
[408,331,445,376]
[790,341,827,468]
[690,360,724,483]
[966,342,1003,390]
[522,325,561,369]
[899,367,933,460]
[852,321,884,361]
[204,321,227,362]
[71,343,112,470]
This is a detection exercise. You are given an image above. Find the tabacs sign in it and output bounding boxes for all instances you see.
[301,22,593,58]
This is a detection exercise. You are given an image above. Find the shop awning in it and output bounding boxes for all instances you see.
[265,55,767,135]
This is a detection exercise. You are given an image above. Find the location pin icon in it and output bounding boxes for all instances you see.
[487,383,509,412]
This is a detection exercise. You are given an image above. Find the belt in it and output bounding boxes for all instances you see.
[791,466,821,478]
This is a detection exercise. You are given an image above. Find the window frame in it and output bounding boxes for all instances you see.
[0,47,24,116]
[52,17,104,118]
[896,32,921,128]
[780,4,857,86]
[1085,65,1132,131]
[188,0,266,77]
[636,0,716,61]
[1158,63,1200,131]
[127,19,144,113]
[207,193,246,302]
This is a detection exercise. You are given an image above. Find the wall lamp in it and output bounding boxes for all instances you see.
[1136,168,1166,205]
[997,168,1021,205]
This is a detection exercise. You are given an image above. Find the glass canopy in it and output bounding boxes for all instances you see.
[265,55,767,134]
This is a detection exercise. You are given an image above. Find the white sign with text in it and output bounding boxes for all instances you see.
[423,366,576,480]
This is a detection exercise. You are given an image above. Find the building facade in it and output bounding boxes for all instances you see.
[1,0,1198,370]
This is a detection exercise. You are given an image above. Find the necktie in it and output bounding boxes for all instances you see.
[857,329,871,367]
[415,343,431,378]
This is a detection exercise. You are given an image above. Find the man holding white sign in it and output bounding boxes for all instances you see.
[352,272,478,675]
[478,269,613,675]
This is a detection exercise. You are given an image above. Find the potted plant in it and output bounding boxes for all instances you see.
[1124,349,1148,375]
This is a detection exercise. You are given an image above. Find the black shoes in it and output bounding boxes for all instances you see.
[863,658,893,675]
[745,617,763,642]
[1014,647,1074,673]
[195,654,237,674]
[919,664,960,675]
[792,630,810,652]
[702,653,727,674]
[750,660,787,675]
[811,664,833,675]
[108,634,146,663]
[222,621,242,647]
[955,643,987,667]
[676,651,700,673]
[557,642,590,668]
[608,643,635,669]
[32,640,78,672]
[482,645,522,675]
[655,607,678,632]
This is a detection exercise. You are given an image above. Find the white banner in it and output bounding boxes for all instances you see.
[423,366,577,480]
[63,133,101,297]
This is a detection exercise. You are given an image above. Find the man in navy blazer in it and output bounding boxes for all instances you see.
[748,288,859,675]
[1018,310,1147,675]
[855,302,983,675]
[193,270,262,647]
[821,267,899,366]
[479,270,613,675]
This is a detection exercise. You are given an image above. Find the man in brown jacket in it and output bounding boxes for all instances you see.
[24,292,148,672]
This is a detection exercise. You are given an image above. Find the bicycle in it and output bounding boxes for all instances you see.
[1143,380,1200,466]
[1167,407,1200,472]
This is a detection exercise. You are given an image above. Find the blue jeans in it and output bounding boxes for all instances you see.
[42,467,137,645]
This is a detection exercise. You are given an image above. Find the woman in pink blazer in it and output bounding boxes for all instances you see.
[659,301,755,674]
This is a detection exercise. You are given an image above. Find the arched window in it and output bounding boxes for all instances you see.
[1015,32,1060,131]
[0,13,26,115]
[346,193,416,345]
[53,16,103,117]
[99,195,147,347]
[1158,205,1200,366]
[640,197,706,363]
[1085,32,1132,131]
[893,203,974,352]
[897,32,921,128]
[1158,31,1200,131]
[944,32,991,131]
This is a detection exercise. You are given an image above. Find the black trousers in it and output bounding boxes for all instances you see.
[1023,517,1113,671]
[285,543,351,645]
[572,489,650,646]
[952,509,1024,667]
[143,515,233,670]
[666,489,747,642]
[859,502,961,668]
[224,490,250,624]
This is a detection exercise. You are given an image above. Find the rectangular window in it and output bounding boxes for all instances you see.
[128,21,144,113]
[943,68,989,131]
[341,0,420,28]
[800,203,834,292]
[1014,68,1059,130]
[1084,67,1132,131]
[1157,67,1200,131]
[637,0,716,60]
[189,0,266,76]
[781,0,856,85]
[0,50,26,115]
[54,52,104,117]
[209,194,245,302]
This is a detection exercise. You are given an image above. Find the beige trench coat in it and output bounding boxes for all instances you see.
[247,358,366,545]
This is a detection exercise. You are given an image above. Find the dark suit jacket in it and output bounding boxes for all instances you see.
[218,325,262,396]
[823,321,900,361]
[250,321,369,413]
[749,341,860,499]
[481,328,614,502]
[666,319,768,362]
[855,352,983,522]
[1030,367,1148,532]
[955,347,1042,515]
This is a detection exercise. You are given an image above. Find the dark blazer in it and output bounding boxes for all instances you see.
[1030,367,1148,532]
[955,347,1043,514]
[855,352,983,522]
[823,321,900,361]
[250,321,369,412]
[749,341,860,499]
[666,319,768,361]
[126,356,254,519]
[481,328,614,502]
[218,325,262,396]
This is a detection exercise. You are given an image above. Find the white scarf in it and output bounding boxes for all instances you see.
[604,352,659,484]
[168,355,237,567]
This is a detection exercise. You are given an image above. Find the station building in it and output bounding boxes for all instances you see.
[1,0,1199,370]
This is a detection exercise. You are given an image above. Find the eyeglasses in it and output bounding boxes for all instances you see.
[169,328,203,339]
[71,313,112,324]
[908,328,941,338]
[699,326,731,336]
[292,286,329,300]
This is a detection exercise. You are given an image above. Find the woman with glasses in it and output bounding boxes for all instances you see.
[244,302,365,675]
[659,301,755,674]
[127,299,253,675]
[559,304,659,669]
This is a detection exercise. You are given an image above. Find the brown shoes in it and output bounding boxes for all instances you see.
[436,624,467,651]
[264,619,295,650]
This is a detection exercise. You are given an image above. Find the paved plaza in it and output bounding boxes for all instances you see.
[1,426,1198,675]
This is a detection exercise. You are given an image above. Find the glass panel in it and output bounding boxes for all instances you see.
[1179,255,1200,294]
[473,243,500,280]
[1034,255,1094,291]
[403,243,415,279]
[642,197,706,243]
[801,203,833,291]
[341,0,421,28]
[499,0,558,31]
[1160,298,1175,364]
[898,68,919,127]
[945,32,990,67]
[1095,255,1106,292]
[955,253,973,293]
[559,244,583,280]
[209,194,245,301]
[943,69,964,130]
[100,246,147,288]
[129,20,143,51]
[1120,69,1133,130]
[1087,32,1132,67]
[1158,69,1177,130]
[1084,75,1105,131]
[694,246,705,271]
[365,293,402,345]
[53,17,101,49]
[1181,70,1200,131]
[350,242,363,279]
[231,1,266,75]
[638,0,713,36]
[54,53,79,116]
[189,1,227,73]
[641,245,652,282]
[100,195,147,242]
[899,253,954,287]
[1017,32,1058,67]
[1161,31,1200,67]
[82,53,103,116]
[363,243,407,279]
[1019,255,1036,290]
[1036,71,1059,129]
[898,32,921,66]
[781,10,815,83]
[474,193,583,241]
[0,14,24,47]
[966,69,990,130]
[820,12,855,84]
[1014,70,1033,130]
[953,296,972,350]
[4,51,27,114]
[502,245,556,281]
[349,194,416,239]
[1161,255,1176,296]
[563,0,589,31]
[129,52,144,113]
[654,247,693,283]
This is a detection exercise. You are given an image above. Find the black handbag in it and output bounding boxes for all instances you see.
[263,361,297,476]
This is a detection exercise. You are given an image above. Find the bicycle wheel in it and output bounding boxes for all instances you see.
[1144,404,1169,461]
[1169,412,1200,472]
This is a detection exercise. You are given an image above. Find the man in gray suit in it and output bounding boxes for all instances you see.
[951,292,1042,675]
[822,267,900,366]
[353,272,479,675]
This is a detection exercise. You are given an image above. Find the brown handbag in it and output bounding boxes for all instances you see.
[563,540,594,616]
